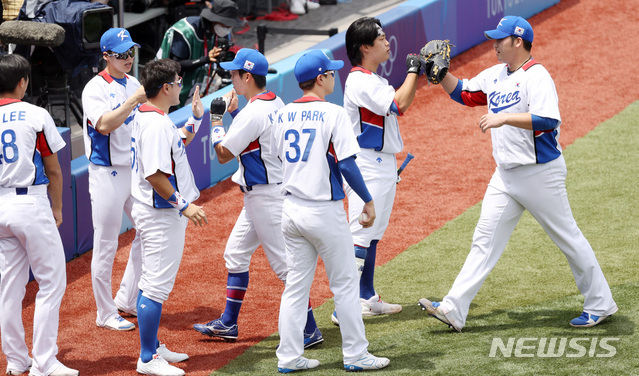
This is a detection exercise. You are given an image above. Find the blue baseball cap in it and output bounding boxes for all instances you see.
[100,28,140,53]
[220,48,269,76]
[294,50,344,83]
[484,16,534,43]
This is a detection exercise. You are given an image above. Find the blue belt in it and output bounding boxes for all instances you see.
[16,187,28,195]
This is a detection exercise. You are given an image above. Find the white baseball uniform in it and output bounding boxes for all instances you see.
[439,60,617,329]
[343,66,402,246]
[273,97,369,366]
[219,91,287,280]
[82,70,143,324]
[0,98,69,376]
[131,104,200,303]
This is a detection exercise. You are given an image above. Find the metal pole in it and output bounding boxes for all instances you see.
[118,0,125,27]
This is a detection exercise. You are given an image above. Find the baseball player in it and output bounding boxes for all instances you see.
[192,48,323,348]
[132,59,208,375]
[273,49,390,372]
[418,16,618,331]
[82,27,146,331]
[0,54,79,376]
[336,17,424,322]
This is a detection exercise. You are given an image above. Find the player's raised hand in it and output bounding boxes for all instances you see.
[182,203,208,226]
[359,200,376,228]
[131,85,147,105]
[225,89,239,113]
[192,85,204,119]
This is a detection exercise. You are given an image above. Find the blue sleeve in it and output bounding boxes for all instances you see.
[531,114,559,131]
[449,79,464,105]
[338,156,372,203]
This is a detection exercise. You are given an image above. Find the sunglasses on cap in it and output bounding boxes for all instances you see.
[159,76,183,88]
[321,70,335,77]
[105,48,136,60]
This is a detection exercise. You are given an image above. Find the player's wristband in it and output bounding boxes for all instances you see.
[230,108,240,118]
[211,125,226,147]
[168,190,190,213]
[184,116,203,134]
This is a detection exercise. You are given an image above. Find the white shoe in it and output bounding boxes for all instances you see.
[7,357,32,375]
[48,364,80,376]
[277,357,320,373]
[98,315,135,331]
[157,342,189,363]
[361,294,402,316]
[344,352,390,371]
[137,355,185,376]
[307,0,320,10]
[290,1,305,14]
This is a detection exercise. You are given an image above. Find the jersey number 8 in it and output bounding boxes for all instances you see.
[1,129,19,164]
[285,128,316,163]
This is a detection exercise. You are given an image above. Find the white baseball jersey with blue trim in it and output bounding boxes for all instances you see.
[0,99,65,187]
[131,104,199,208]
[82,70,140,167]
[343,67,403,154]
[274,97,360,201]
[461,60,562,169]
[221,91,284,187]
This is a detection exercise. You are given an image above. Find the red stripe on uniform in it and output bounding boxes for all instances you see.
[522,59,539,71]
[0,98,20,107]
[360,107,384,127]
[241,139,260,155]
[328,142,337,162]
[250,91,276,103]
[36,131,53,157]
[139,104,165,115]
[351,66,372,74]
[227,289,246,300]
[461,91,487,107]
[98,70,114,84]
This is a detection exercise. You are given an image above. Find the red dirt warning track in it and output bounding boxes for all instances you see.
[4,0,639,374]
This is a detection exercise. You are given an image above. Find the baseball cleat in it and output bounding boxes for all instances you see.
[330,310,339,326]
[344,352,390,371]
[6,357,32,375]
[48,363,80,376]
[137,354,184,376]
[303,327,324,349]
[193,317,238,341]
[418,298,462,332]
[157,342,189,363]
[361,294,402,316]
[99,315,135,331]
[570,312,611,328]
[277,356,320,373]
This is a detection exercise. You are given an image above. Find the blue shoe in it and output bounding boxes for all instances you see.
[570,311,610,327]
[193,317,238,341]
[418,298,461,332]
[330,310,339,326]
[344,352,389,371]
[303,327,324,349]
[278,357,320,373]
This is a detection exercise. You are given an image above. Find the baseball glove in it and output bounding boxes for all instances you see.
[420,39,453,84]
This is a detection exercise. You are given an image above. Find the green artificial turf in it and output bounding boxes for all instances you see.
[212,101,639,375]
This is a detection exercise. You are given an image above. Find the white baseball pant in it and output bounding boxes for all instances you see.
[88,163,142,325]
[442,155,618,329]
[132,199,188,304]
[0,186,67,376]
[277,196,368,366]
[346,149,397,247]
[224,184,287,281]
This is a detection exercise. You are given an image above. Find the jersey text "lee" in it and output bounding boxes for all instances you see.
[2,111,26,123]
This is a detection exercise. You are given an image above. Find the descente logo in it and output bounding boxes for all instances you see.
[489,337,619,358]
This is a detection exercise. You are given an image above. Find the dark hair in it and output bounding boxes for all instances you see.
[298,77,316,91]
[510,36,532,52]
[0,54,30,94]
[345,17,382,66]
[238,69,266,89]
[140,59,181,99]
